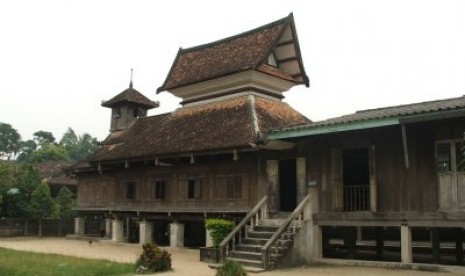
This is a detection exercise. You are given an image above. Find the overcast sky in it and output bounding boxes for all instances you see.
[1,0,465,141]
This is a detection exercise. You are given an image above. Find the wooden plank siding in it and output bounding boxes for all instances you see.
[300,118,465,215]
[77,157,260,213]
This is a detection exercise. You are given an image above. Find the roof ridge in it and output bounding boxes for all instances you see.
[179,14,292,54]
[355,95,465,114]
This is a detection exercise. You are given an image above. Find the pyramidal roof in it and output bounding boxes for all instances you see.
[157,13,309,93]
[102,82,159,109]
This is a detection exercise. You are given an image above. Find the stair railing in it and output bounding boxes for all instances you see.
[262,194,312,269]
[219,196,268,262]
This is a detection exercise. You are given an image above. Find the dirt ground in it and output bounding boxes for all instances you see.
[0,237,464,276]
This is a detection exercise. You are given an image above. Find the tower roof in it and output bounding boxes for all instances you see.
[157,13,309,93]
[102,86,159,109]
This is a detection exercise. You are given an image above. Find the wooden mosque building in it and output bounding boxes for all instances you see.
[71,14,310,250]
[71,13,465,270]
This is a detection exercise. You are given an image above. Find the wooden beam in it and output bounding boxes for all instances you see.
[291,73,302,79]
[401,124,410,169]
[276,40,294,47]
[276,57,299,64]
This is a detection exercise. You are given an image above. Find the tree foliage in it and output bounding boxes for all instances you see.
[1,164,41,218]
[55,186,75,219]
[30,180,57,219]
[205,218,235,247]
[60,128,98,163]
[33,131,56,147]
[0,123,21,160]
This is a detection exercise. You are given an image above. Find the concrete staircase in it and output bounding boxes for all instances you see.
[225,215,298,271]
[218,195,312,272]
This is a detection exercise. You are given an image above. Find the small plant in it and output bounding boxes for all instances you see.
[216,260,247,276]
[134,243,172,274]
[205,218,235,247]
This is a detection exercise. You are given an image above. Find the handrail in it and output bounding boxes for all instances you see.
[262,194,312,269]
[219,196,268,261]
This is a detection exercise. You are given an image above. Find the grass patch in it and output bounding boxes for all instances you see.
[0,247,134,276]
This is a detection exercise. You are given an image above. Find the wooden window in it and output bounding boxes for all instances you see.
[187,178,202,199]
[226,175,242,199]
[215,174,244,199]
[113,107,121,118]
[154,180,166,199]
[126,182,136,200]
[437,143,451,173]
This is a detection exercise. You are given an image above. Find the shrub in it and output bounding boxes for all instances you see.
[205,218,235,247]
[134,243,172,274]
[216,260,247,276]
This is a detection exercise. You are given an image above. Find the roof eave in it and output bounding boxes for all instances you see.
[269,108,465,140]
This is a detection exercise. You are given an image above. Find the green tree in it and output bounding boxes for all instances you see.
[30,180,57,219]
[55,186,75,219]
[16,139,38,162]
[60,128,98,162]
[59,128,78,149]
[27,144,68,163]
[0,123,22,160]
[3,164,41,218]
[30,180,58,237]
[33,131,56,147]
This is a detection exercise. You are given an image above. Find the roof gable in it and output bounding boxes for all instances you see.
[157,13,309,93]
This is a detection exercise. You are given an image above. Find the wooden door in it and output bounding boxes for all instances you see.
[436,140,465,211]
[266,160,279,212]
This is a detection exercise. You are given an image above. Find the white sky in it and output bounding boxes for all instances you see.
[1,0,465,141]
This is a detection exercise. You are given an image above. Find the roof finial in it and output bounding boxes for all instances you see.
[129,68,134,88]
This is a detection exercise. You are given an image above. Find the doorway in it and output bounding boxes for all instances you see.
[279,159,297,212]
[342,148,370,211]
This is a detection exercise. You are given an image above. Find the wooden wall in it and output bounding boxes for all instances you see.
[77,156,260,213]
[301,118,465,214]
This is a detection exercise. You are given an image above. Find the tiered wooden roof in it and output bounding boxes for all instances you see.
[157,13,309,93]
[89,96,309,162]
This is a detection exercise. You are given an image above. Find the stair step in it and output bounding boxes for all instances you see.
[227,257,263,268]
[253,225,279,232]
[235,244,263,253]
[229,250,262,261]
[241,238,268,246]
[208,263,265,274]
[247,231,274,239]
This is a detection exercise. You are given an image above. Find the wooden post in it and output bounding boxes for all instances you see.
[322,227,330,257]
[266,160,279,213]
[376,227,385,260]
[401,225,412,263]
[344,227,357,259]
[456,229,463,265]
[431,228,440,263]
[296,157,307,204]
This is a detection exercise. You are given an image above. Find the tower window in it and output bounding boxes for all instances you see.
[113,107,122,118]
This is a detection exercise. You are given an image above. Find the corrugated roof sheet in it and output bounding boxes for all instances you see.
[271,95,465,133]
